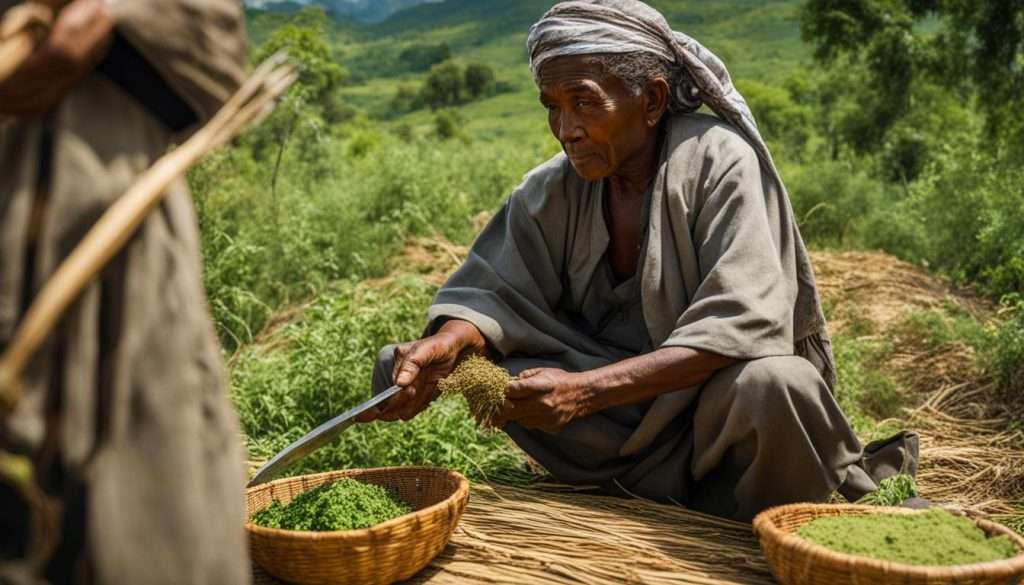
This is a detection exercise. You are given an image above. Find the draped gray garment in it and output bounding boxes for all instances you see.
[428,113,833,455]
[0,1,250,583]
[525,0,838,400]
[404,113,918,518]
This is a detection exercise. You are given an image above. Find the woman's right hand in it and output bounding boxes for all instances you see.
[356,320,486,423]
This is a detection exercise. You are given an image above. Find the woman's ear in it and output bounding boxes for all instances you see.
[643,77,671,127]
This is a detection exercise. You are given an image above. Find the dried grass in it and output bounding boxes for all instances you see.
[255,483,774,585]
[814,251,1023,520]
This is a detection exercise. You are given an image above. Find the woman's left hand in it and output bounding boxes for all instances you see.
[491,368,592,434]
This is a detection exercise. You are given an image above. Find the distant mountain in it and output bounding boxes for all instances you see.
[243,0,444,24]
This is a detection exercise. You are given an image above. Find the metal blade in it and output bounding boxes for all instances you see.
[247,384,403,487]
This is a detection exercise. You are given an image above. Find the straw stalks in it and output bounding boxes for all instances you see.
[256,483,776,585]
[0,54,296,413]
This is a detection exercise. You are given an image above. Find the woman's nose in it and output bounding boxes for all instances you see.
[556,113,585,143]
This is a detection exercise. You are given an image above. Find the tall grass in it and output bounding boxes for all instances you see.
[231,273,529,482]
[190,127,550,350]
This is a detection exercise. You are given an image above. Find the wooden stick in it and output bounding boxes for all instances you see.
[0,54,296,412]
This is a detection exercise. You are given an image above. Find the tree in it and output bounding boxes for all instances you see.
[389,84,420,115]
[398,42,451,72]
[433,109,466,141]
[250,7,349,201]
[464,63,495,99]
[420,61,464,110]
[800,0,1024,147]
[253,7,348,106]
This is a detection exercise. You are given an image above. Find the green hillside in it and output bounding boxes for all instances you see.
[326,0,806,144]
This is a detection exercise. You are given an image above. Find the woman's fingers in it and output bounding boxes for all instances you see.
[377,386,418,421]
[505,376,549,399]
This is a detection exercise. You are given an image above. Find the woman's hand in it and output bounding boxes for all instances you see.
[356,320,487,423]
[0,0,114,116]
[491,368,592,434]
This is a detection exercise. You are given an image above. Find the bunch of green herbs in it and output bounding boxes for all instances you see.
[857,474,918,507]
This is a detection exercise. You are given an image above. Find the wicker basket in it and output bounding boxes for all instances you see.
[753,503,1024,585]
[246,467,469,585]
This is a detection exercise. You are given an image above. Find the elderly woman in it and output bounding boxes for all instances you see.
[360,0,916,520]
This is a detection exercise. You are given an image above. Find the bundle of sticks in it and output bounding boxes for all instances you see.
[0,53,297,413]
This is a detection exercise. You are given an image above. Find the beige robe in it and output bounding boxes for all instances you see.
[0,2,249,583]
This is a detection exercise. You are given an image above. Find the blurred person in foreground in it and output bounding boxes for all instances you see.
[0,0,251,582]
[360,0,919,522]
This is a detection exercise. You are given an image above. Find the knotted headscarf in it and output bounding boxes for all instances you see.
[527,0,775,176]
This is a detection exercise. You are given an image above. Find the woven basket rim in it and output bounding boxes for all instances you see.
[245,466,469,541]
[752,503,1024,578]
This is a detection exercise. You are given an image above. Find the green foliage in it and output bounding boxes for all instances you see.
[398,42,452,72]
[800,0,1024,148]
[432,109,465,141]
[830,319,904,440]
[863,139,1024,297]
[230,276,528,483]
[464,63,496,98]
[251,478,411,531]
[782,159,889,247]
[190,125,547,349]
[421,60,465,109]
[253,7,348,105]
[857,474,918,506]
[982,296,1024,408]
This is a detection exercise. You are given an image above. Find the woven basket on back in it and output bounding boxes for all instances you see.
[753,503,1024,585]
[246,467,469,585]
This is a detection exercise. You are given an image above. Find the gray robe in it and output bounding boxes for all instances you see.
[0,2,249,583]
[375,113,917,520]
[429,113,832,452]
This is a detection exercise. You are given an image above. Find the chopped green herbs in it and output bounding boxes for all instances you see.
[797,509,1019,566]
[251,478,411,531]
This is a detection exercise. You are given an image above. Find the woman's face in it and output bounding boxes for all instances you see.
[538,55,656,182]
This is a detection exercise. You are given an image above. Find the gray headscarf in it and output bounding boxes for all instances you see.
[526,0,836,388]
[527,0,773,178]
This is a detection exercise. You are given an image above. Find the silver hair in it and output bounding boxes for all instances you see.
[582,52,688,113]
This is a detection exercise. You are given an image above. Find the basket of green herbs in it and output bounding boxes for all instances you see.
[753,503,1024,585]
[246,467,469,585]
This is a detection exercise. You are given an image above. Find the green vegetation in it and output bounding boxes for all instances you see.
[828,317,903,440]
[797,509,1019,566]
[857,474,918,507]
[438,355,512,423]
[251,478,411,531]
[231,276,529,483]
